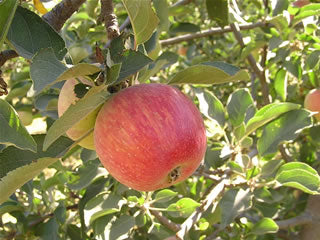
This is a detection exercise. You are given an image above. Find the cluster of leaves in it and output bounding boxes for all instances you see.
[1,0,320,239]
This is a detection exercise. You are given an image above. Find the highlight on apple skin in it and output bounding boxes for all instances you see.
[58,77,99,150]
[304,88,320,121]
[94,83,207,191]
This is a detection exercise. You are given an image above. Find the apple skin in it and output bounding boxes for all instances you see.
[58,77,99,150]
[292,0,310,7]
[304,89,320,121]
[94,83,207,191]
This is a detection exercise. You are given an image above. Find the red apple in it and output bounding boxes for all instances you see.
[94,83,207,191]
[58,77,99,150]
[304,88,320,121]
[292,0,310,8]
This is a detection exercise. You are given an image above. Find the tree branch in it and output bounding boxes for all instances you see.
[160,21,268,47]
[42,0,87,32]
[276,212,314,229]
[230,22,270,105]
[175,180,227,240]
[149,209,181,232]
[99,0,120,40]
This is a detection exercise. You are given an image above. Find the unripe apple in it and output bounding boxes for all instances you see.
[304,89,320,121]
[94,83,207,191]
[58,78,99,150]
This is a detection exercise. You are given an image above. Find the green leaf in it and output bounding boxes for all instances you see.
[276,162,320,194]
[79,178,108,237]
[257,109,313,156]
[268,15,289,34]
[7,6,66,59]
[220,188,252,229]
[43,86,109,151]
[122,0,159,45]
[30,48,68,94]
[0,99,36,152]
[153,0,170,32]
[0,200,24,215]
[106,63,122,85]
[306,50,320,69]
[169,22,200,34]
[39,218,59,240]
[116,50,153,83]
[0,0,18,49]
[272,0,288,16]
[226,88,254,127]
[274,69,287,101]
[245,103,301,140]
[195,89,226,127]
[68,162,107,190]
[0,135,73,205]
[292,3,320,26]
[56,63,101,82]
[5,80,32,101]
[154,189,178,203]
[260,159,284,179]
[206,0,229,27]
[67,224,83,240]
[250,218,279,235]
[168,62,250,85]
[167,198,201,217]
[105,215,135,240]
[84,192,122,225]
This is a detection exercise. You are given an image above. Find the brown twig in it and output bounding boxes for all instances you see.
[160,21,268,47]
[149,209,181,232]
[175,180,227,240]
[98,0,120,40]
[42,0,87,32]
[230,22,270,105]
[0,70,8,96]
[0,50,19,68]
[276,212,314,229]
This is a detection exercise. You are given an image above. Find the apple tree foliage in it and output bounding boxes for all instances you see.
[1,0,320,239]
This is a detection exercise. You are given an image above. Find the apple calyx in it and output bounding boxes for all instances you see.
[168,167,181,183]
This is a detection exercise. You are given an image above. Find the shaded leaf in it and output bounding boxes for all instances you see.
[0,99,36,152]
[153,0,170,32]
[220,188,252,228]
[226,88,254,127]
[7,6,66,59]
[0,0,18,48]
[195,89,226,127]
[0,135,73,204]
[169,22,200,34]
[84,192,122,225]
[206,0,229,27]
[30,48,68,94]
[257,109,313,156]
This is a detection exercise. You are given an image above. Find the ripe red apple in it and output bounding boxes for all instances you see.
[94,83,207,191]
[304,88,320,121]
[58,77,99,150]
